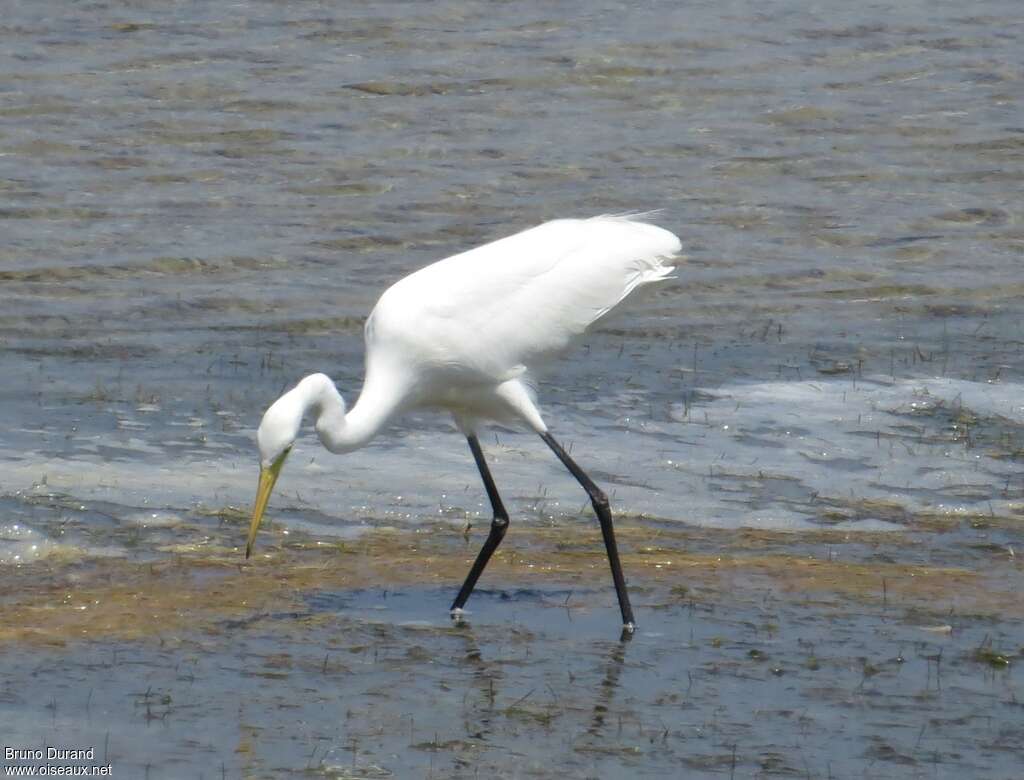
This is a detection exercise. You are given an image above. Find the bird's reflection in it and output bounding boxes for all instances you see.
[451,621,502,739]
[588,631,631,736]
[450,618,632,741]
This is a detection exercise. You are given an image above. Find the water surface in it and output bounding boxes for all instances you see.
[1,1,1022,776]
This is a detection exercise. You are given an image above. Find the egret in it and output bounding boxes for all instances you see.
[245,214,682,632]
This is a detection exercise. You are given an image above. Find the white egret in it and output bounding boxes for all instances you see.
[245,214,682,632]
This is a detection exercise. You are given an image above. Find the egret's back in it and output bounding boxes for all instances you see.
[366,215,681,391]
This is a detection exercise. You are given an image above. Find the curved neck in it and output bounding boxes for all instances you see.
[300,372,401,454]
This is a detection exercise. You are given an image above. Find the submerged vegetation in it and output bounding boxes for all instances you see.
[2,517,1020,645]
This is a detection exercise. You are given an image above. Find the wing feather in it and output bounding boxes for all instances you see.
[368,215,681,382]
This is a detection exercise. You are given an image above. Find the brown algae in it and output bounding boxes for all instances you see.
[2,519,1020,646]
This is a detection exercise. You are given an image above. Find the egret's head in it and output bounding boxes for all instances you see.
[257,389,305,468]
[246,390,303,559]
[246,374,348,558]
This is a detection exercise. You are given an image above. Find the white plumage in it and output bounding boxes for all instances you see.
[362,215,680,430]
[245,214,681,632]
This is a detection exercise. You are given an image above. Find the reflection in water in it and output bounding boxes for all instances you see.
[452,622,501,740]
[449,617,633,747]
[452,616,633,747]
[588,633,631,737]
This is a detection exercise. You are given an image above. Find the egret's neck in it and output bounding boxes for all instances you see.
[301,373,400,454]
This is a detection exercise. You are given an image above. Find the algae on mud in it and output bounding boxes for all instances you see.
[2,518,1020,646]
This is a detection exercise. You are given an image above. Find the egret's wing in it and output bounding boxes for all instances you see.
[368,215,681,381]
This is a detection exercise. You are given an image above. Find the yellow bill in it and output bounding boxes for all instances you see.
[245,449,290,558]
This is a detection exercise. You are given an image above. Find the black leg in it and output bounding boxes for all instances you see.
[451,435,510,615]
[541,431,636,631]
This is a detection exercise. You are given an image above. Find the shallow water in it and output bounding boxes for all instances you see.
[2,0,1023,776]
[2,564,1022,778]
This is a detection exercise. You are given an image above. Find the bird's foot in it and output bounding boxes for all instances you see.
[449,607,468,626]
